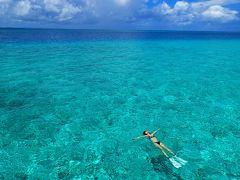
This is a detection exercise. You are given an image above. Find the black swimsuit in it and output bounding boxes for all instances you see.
[149,135,161,145]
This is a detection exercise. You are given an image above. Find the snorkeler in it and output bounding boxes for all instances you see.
[132,128,188,168]
[132,128,175,158]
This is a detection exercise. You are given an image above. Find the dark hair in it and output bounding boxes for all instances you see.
[143,131,148,135]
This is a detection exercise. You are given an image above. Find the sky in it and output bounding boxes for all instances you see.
[0,0,240,31]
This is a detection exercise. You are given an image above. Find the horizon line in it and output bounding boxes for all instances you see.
[0,27,240,33]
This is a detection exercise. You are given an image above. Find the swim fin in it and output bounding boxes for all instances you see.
[173,155,187,165]
[169,157,182,168]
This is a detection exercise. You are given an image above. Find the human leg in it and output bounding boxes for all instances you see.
[156,145,169,158]
[160,143,175,155]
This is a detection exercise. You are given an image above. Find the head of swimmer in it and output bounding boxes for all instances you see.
[143,130,151,136]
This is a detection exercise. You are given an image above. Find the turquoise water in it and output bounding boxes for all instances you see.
[0,30,240,179]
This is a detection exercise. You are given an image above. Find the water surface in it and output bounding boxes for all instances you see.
[0,29,240,179]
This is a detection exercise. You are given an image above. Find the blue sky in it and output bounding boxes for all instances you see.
[0,0,240,31]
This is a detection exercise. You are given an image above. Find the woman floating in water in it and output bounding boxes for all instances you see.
[132,128,187,168]
[132,128,174,158]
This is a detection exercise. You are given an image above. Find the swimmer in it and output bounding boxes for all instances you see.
[132,128,175,158]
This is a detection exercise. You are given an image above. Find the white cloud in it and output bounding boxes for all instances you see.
[156,2,173,15]
[44,0,61,13]
[154,1,194,25]
[0,0,239,28]
[14,0,31,16]
[202,5,238,22]
[174,1,189,11]
[192,0,240,10]
[58,3,81,21]
[155,1,190,15]
[154,0,239,25]
[43,0,81,21]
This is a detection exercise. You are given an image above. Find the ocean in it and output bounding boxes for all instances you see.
[0,29,240,179]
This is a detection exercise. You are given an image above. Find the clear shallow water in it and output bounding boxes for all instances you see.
[0,29,240,179]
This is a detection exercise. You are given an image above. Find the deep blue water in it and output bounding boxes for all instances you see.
[1,28,240,43]
[0,29,240,179]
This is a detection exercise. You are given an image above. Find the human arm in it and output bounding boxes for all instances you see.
[132,135,145,141]
[152,128,161,135]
